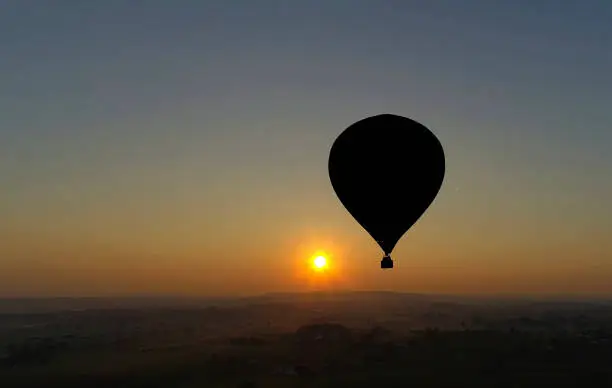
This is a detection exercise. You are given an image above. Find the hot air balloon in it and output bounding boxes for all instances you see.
[328,114,445,269]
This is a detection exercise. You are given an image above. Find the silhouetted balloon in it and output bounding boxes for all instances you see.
[328,114,445,269]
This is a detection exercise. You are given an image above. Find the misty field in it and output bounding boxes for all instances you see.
[2,293,612,387]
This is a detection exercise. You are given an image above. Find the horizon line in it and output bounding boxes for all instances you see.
[1,290,612,301]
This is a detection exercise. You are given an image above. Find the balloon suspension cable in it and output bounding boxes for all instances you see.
[381,253,394,269]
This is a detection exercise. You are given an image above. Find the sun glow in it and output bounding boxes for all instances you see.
[291,236,354,291]
[313,255,328,270]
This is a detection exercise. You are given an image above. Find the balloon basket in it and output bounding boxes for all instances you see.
[381,255,393,269]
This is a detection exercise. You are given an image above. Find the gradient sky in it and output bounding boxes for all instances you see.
[1,1,611,297]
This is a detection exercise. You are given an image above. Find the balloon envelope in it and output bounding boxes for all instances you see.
[328,114,445,257]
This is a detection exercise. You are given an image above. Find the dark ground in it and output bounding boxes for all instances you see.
[1,292,611,387]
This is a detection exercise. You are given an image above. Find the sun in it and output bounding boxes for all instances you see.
[313,255,328,271]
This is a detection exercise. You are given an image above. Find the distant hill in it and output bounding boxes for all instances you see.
[1,291,610,314]
[0,296,228,314]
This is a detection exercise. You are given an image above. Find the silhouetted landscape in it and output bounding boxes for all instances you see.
[2,292,612,387]
[3,2,612,387]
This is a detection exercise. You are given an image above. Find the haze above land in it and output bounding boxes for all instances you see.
[1,292,612,314]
